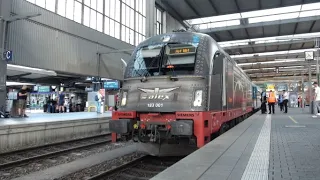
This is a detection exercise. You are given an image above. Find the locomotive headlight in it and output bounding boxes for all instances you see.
[121,92,127,106]
[193,90,203,107]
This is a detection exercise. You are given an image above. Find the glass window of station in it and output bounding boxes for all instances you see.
[155,6,163,35]
[26,0,148,46]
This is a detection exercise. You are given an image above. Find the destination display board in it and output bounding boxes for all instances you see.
[169,47,196,55]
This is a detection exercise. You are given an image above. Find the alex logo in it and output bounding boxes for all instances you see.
[141,94,170,100]
[138,87,179,101]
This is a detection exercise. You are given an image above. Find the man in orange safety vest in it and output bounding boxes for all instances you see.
[267,90,277,114]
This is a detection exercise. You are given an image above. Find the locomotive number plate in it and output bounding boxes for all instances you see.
[147,103,164,108]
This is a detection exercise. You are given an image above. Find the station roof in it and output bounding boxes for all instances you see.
[158,0,320,83]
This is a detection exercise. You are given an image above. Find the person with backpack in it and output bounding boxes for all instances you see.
[95,90,103,114]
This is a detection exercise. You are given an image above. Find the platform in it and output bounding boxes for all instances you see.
[0,111,112,126]
[0,112,112,152]
[152,108,320,180]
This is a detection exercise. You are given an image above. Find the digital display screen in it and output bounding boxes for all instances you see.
[104,80,119,90]
[38,86,50,93]
[169,47,196,55]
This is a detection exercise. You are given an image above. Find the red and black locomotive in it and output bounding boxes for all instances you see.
[110,32,260,156]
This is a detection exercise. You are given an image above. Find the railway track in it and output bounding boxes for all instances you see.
[87,155,183,180]
[0,133,112,170]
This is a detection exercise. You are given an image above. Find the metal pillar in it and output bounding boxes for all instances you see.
[302,74,305,111]
[0,0,11,111]
[316,38,320,84]
[309,64,313,114]
[145,0,156,37]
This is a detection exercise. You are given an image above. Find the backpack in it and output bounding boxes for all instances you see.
[95,95,99,101]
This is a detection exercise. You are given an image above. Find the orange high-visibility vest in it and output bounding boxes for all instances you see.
[268,92,276,103]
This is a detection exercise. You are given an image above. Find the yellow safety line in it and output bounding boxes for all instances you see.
[288,116,298,124]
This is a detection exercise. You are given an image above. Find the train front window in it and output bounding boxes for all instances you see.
[129,43,197,77]
[132,45,163,77]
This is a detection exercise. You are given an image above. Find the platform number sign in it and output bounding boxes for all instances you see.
[305,51,314,61]
[3,50,12,61]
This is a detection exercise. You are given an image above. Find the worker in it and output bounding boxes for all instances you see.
[267,90,277,114]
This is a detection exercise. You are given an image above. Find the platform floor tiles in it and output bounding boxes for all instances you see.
[151,107,320,180]
[269,109,320,180]
[0,111,112,126]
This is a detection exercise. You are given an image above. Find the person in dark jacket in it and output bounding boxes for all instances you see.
[261,90,267,114]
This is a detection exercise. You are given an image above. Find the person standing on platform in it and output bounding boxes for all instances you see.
[95,90,103,114]
[283,90,289,113]
[278,92,284,111]
[58,91,65,113]
[312,82,320,118]
[267,90,277,114]
[17,85,29,118]
[260,90,267,114]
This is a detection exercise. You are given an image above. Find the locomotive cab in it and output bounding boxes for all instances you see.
[110,33,209,150]
[109,32,255,156]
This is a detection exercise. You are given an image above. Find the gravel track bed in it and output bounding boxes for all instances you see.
[95,156,182,180]
[57,152,145,180]
[0,132,110,154]
[59,155,182,180]
[0,141,133,180]
[0,135,110,165]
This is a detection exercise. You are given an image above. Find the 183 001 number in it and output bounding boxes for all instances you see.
[147,103,164,108]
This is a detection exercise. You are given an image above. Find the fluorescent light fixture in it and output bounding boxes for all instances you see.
[243,68,275,71]
[219,32,320,48]
[6,81,35,86]
[232,48,317,59]
[186,2,320,29]
[238,59,304,66]
[101,78,112,81]
[7,64,57,76]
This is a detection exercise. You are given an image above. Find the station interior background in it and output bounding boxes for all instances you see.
[1,0,320,116]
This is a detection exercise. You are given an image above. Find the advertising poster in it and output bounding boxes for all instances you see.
[277,83,288,91]
[266,84,275,91]
[289,92,298,108]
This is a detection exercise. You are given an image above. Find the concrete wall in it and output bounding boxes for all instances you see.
[0,117,110,152]
[7,0,134,80]
[164,12,186,33]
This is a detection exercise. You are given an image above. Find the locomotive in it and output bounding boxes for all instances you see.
[110,32,260,156]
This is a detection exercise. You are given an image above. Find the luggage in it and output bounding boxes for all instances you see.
[0,106,10,118]
[261,101,267,114]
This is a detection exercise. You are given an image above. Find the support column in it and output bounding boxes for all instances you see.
[145,0,156,38]
[0,0,11,110]
[308,65,312,114]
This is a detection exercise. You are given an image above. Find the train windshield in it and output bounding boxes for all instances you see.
[129,43,197,77]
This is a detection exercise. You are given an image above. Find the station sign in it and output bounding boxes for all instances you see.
[3,50,12,61]
[305,51,314,61]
